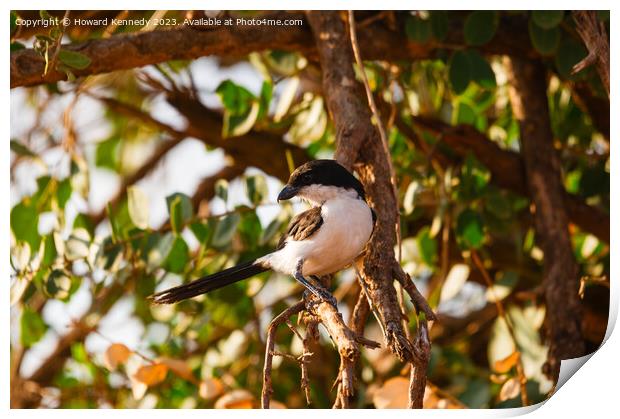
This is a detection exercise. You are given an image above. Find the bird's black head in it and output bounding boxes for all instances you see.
[277,159,366,204]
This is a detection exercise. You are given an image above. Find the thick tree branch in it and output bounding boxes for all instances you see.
[504,57,586,380]
[306,11,420,365]
[11,12,537,89]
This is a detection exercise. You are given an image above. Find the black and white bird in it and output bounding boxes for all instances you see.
[149,159,375,306]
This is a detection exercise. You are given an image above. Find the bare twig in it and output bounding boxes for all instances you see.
[261,301,305,409]
[347,11,403,265]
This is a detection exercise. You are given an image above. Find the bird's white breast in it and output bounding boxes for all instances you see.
[266,193,374,277]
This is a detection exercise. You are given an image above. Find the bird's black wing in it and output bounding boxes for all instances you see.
[277,206,323,250]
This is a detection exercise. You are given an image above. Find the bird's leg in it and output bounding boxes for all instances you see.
[294,259,337,307]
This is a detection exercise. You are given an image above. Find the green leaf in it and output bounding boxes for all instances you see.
[245,174,268,206]
[531,11,564,29]
[56,178,72,208]
[528,20,560,55]
[41,234,58,267]
[405,15,432,43]
[238,211,262,249]
[456,209,485,249]
[21,307,47,348]
[464,11,498,46]
[223,101,260,137]
[554,39,588,78]
[212,213,241,248]
[11,202,40,252]
[39,10,52,21]
[190,221,210,244]
[166,193,193,235]
[430,11,449,41]
[215,179,229,202]
[11,11,18,35]
[458,153,490,200]
[58,50,92,70]
[416,226,437,266]
[449,51,471,94]
[260,217,283,246]
[216,80,255,115]
[10,139,36,157]
[95,137,120,171]
[258,80,273,120]
[163,237,189,274]
[127,186,150,230]
[467,50,496,89]
[10,42,26,52]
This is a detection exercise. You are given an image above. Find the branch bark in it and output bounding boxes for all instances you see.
[306,10,417,364]
[571,11,610,97]
[504,57,586,380]
[11,12,537,89]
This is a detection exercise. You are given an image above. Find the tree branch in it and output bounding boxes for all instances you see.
[504,57,586,380]
[306,11,419,365]
[11,12,537,89]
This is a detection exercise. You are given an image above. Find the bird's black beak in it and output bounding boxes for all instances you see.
[277,185,299,202]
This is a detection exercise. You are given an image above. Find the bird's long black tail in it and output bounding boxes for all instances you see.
[149,259,269,304]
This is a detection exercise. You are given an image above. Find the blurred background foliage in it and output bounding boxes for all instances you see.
[10,10,609,408]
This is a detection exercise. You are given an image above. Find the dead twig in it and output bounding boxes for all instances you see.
[261,300,305,409]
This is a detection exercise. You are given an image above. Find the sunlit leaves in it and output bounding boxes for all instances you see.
[440,264,470,303]
[493,351,520,373]
[133,363,168,385]
[20,307,47,348]
[458,154,490,200]
[214,389,254,409]
[216,80,261,137]
[199,378,224,400]
[166,193,193,235]
[128,186,150,230]
[373,376,409,408]
[162,237,189,274]
[245,174,268,205]
[416,226,437,266]
[486,271,519,303]
[455,209,485,249]
[214,179,229,202]
[11,201,40,252]
[45,268,79,300]
[95,136,121,171]
[212,213,241,248]
[464,11,498,46]
[103,343,132,370]
[10,139,36,157]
